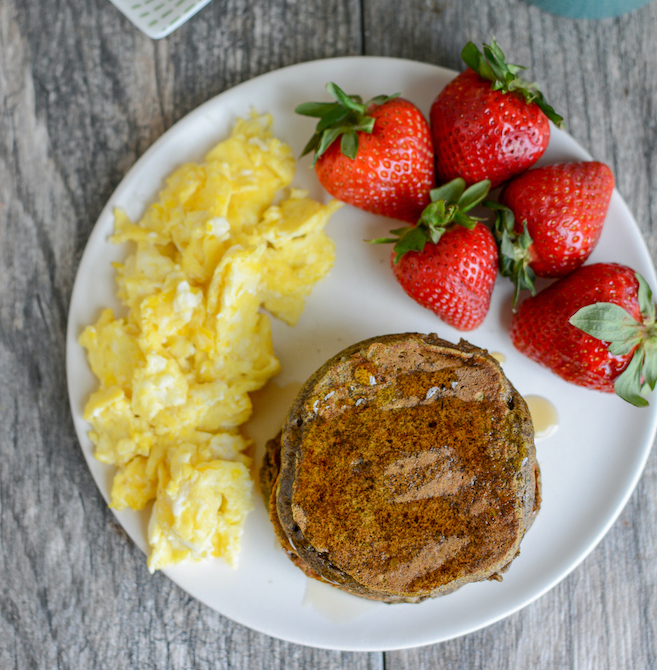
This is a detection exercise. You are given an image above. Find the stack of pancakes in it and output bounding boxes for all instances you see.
[260,333,541,603]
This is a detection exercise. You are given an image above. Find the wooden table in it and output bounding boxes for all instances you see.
[2,0,656,667]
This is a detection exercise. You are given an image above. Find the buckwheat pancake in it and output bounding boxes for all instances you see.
[260,333,540,603]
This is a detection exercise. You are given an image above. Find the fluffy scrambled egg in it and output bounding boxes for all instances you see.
[80,113,340,572]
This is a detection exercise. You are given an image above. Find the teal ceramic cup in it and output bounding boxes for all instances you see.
[526,0,652,18]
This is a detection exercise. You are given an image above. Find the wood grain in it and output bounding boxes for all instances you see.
[1,0,656,667]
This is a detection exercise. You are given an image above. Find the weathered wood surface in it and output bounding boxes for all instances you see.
[1,0,656,667]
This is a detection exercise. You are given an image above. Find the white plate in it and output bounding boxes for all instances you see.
[66,56,657,651]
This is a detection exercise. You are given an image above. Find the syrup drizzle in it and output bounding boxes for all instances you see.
[524,395,559,440]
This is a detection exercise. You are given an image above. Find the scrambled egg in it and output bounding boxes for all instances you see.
[80,113,340,572]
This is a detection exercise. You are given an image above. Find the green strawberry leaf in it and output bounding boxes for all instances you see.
[569,303,643,344]
[369,93,399,107]
[430,178,466,205]
[458,179,492,211]
[295,101,342,117]
[484,39,525,79]
[340,130,359,160]
[369,235,400,245]
[417,200,445,226]
[642,338,657,390]
[637,272,655,322]
[461,38,564,128]
[299,132,322,158]
[326,83,366,112]
[614,348,648,408]
[391,226,428,263]
[462,42,496,81]
[315,127,344,161]
[388,226,410,236]
[315,104,354,132]
[453,210,479,230]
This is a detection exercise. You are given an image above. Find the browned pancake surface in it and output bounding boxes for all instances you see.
[265,333,539,603]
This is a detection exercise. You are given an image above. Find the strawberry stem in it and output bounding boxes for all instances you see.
[462,39,564,128]
[486,200,536,308]
[295,83,399,164]
[371,178,491,263]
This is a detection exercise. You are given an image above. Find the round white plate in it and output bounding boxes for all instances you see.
[66,56,657,651]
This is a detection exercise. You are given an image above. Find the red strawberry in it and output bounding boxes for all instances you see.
[510,262,657,406]
[296,83,435,223]
[489,161,615,305]
[374,178,498,331]
[430,40,563,188]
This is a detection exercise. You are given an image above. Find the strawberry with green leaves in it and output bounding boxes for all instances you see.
[488,161,615,306]
[430,39,563,188]
[296,83,435,224]
[510,262,657,406]
[373,178,497,331]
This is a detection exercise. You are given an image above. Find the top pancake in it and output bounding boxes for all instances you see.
[269,333,540,603]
